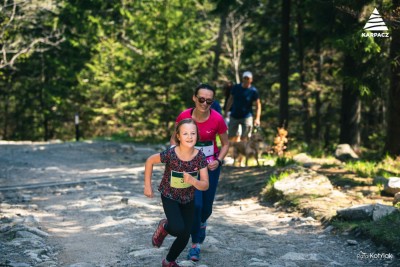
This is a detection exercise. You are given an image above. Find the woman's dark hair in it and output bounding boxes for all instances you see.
[194,83,215,97]
[174,118,199,145]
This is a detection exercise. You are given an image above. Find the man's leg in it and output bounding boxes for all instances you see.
[241,116,253,142]
[228,117,241,142]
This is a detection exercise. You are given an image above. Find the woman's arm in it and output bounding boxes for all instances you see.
[208,131,230,171]
[183,167,209,191]
[144,153,161,198]
[170,122,178,146]
[217,132,229,162]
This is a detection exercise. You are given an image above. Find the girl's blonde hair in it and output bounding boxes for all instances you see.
[174,118,199,145]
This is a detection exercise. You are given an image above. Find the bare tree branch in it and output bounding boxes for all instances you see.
[225,10,247,83]
[119,35,143,55]
[0,0,65,70]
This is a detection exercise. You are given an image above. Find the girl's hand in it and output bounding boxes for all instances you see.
[144,185,154,198]
[183,172,193,185]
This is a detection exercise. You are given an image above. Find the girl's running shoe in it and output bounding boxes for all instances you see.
[152,219,168,248]
[162,259,181,267]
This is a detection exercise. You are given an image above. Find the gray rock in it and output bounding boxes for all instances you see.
[347,240,358,245]
[293,153,313,164]
[274,170,333,197]
[393,192,400,205]
[337,204,374,221]
[334,144,359,162]
[7,263,31,267]
[372,203,398,221]
[34,262,58,267]
[16,230,44,240]
[28,227,49,237]
[280,252,319,261]
[337,204,398,221]
[383,177,400,196]
[68,263,97,267]
[324,225,335,233]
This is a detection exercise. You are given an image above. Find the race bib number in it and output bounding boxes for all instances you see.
[170,170,198,189]
[195,141,215,163]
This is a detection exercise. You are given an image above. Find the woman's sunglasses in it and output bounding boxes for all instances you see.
[196,96,214,105]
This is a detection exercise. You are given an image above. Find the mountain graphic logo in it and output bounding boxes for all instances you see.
[363,8,388,31]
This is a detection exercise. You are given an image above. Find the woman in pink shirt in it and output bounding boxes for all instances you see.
[170,83,229,262]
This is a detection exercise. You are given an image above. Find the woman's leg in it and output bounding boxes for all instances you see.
[190,189,203,244]
[187,167,221,261]
[162,195,194,262]
[191,166,221,243]
[201,166,221,223]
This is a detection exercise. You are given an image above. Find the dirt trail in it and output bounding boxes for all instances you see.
[0,141,397,267]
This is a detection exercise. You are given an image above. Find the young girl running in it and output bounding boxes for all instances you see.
[171,83,229,262]
[144,118,209,267]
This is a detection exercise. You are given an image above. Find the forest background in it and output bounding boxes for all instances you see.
[1,0,400,157]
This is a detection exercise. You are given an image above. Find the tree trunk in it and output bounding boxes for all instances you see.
[385,1,400,156]
[339,55,361,148]
[212,12,227,83]
[2,93,9,140]
[279,0,290,129]
[40,51,49,141]
[314,38,322,141]
[161,0,171,139]
[296,0,311,144]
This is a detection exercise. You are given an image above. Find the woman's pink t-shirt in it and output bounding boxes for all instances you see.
[176,108,227,161]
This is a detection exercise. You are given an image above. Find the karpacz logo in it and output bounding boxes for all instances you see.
[361,8,390,38]
[361,32,389,37]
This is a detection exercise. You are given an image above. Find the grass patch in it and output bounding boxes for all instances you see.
[277,195,301,207]
[332,211,400,253]
[344,161,377,178]
[321,163,340,168]
[275,157,296,167]
[343,156,400,179]
[330,219,362,232]
[328,174,371,187]
[262,171,293,202]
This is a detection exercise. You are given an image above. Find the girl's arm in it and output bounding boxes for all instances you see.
[183,166,209,191]
[144,153,161,198]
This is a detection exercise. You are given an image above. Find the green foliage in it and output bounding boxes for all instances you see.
[333,211,400,252]
[262,171,293,201]
[344,161,377,178]
[71,0,217,141]
[275,157,296,167]
[344,156,400,179]
[0,0,396,155]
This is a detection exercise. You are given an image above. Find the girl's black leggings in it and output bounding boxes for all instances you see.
[161,194,195,262]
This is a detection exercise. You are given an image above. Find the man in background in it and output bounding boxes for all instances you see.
[224,71,261,142]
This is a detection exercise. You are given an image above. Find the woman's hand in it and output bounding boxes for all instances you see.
[208,159,219,171]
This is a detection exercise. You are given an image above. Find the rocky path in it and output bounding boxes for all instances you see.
[0,141,397,267]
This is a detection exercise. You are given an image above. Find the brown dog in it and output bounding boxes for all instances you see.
[232,132,264,166]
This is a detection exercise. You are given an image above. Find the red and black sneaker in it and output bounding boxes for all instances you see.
[152,219,168,248]
[162,258,181,267]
